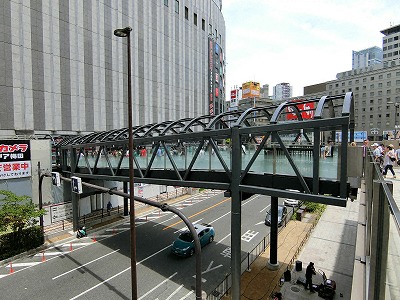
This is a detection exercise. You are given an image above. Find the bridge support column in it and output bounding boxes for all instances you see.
[231,125,242,300]
[268,196,279,270]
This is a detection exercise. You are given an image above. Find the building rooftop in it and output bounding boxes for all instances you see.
[380,24,400,35]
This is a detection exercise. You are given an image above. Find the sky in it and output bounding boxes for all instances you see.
[222,0,400,99]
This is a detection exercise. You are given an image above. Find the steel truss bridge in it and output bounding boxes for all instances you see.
[55,92,355,299]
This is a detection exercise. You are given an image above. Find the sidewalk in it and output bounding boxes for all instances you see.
[237,199,359,300]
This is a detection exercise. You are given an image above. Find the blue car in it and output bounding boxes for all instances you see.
[171,223,215,257]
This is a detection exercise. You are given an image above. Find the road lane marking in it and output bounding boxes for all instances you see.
[52,249,120,280]
[138,272,177,300]
[6,262,41,267]
[69,267,131,300]
[209,211,230,224]
[174,219,203,233]
[163,198,231,230]
[137,245,171,265]
[165,284,184,300]
[153,215,178,227]
[242,194,261,206]
[34,251,65,256]
[241,230,259,242]
[260,204,271,213]
[61,242,93,247]
[216,233,231,245]
[179,290,194,300]
[255,221,265,226]
[105,228,127,232]
[0,275,7,278]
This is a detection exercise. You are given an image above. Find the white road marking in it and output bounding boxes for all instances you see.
[260,204,271,213]
[52,249,120,280]
[153,215,178,227]
[138,272,177,300]
[179,290,194,300]
[6,262,41,267]
[0,275,8,278]
[105,228,127,232]
[34,251,65,257]
[137,245,171,265]
[216,233,231,245]
[165,284,184,300]
[61,242,93,247]
[241,230,259,242]
[209,211,230,225]
[69,267,131,300]
[255,221,265,226]
[174,219,202,233]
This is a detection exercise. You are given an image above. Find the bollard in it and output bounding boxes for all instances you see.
[41,251,46,262]
[9,262,14,274]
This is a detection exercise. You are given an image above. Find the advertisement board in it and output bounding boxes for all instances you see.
[0,140,31,179]
[242,81,260,99]
[286,100,315,120]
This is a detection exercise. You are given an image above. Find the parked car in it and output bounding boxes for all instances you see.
[265,205,288,227]
[171,223,215,257]
[284,198,300,207]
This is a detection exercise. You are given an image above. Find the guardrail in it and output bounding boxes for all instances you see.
[207,207,296,300]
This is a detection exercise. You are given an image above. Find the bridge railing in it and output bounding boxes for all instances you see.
[355,151,400,300]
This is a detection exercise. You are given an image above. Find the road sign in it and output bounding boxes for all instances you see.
[71,176,83,194]
[51,172,61,187]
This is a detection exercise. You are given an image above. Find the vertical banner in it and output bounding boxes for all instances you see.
[0,140,31,179]
[208,38,214,115]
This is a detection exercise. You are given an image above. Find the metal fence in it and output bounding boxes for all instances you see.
[207,207,296,300]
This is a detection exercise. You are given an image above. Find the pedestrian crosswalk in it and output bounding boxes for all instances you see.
[0,189,223,278]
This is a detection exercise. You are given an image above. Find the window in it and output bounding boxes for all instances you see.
[335,83,339,87]
[383,47,387,51]
[388,73,392,78]
[397,80,400,85]
[363,78,366,83]
[370,99,374,104]
[370,84,374,89]
[209,24,212,35]
[370,92,374,96]
[342,82,345,86]
[370,107,374,111]
[202,19,205,31]
[185,6,188,19]
[355,87,359,91]
[395,36,399,41]
[387,81,391,87]
[378,82,383,87]
[379,75,383,79]
[387,89,391,95]
[175,0,179,13]
[371,76,374,80]
[362,85,366,90]
[194,13,197,25]
[355,79,359,83]
[164,0,168,6]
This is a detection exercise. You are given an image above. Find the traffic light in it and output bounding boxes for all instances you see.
[51,172,61,187]
[71,176,83,194]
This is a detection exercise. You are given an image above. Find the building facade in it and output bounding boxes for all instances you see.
[273,82,293,101]
[352,46,383,70]
[303,24,400,140]
[0,0,226,138]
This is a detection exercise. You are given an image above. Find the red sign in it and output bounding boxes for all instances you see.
[286,101,314,120]
[231,89,237,100]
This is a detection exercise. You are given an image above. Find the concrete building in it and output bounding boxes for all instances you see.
[273,82,293,101]
[381,23,400,63]
[304,24,400,140]
[352,46,383,69]
[0,0,226,138]
[260,84,270,98]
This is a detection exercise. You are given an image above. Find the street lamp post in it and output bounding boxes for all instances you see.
[395,103,399,139]
[114,26,137,299]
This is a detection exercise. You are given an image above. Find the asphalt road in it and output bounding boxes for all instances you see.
[0,191,274,300]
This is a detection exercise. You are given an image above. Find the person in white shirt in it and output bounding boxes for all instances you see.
[383,144,396,178]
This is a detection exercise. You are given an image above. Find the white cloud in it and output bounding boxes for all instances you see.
[223,0,400,98]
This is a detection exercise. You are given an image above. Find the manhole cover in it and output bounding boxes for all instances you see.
[291,286,301,293]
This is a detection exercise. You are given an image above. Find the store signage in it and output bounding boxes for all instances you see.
[0,140,31,179]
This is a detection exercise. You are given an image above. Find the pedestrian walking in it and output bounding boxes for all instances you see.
[383,144,396,178]
[107,200,113,216]
[305,262,316,292]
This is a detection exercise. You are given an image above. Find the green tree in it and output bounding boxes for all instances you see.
[0,190,46,233]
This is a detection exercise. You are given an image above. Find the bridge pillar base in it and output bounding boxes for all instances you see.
[267,260,280,270]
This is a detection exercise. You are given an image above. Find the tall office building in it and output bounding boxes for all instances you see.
[273,83,293,101]
[304,24,400,140]
[352,46,383,69]
[381,24,400,63]
[0,0,226,138]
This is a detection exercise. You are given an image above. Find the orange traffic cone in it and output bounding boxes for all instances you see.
[9,262,14,274]
[41,252,46,262]
[70,242,73,252]
[92,234,96,242]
